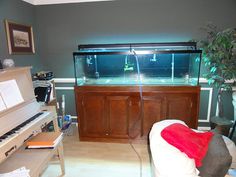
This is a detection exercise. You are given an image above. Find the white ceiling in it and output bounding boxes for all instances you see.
[22,0,113,5]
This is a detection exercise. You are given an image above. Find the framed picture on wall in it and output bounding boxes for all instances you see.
[4,20,35,54]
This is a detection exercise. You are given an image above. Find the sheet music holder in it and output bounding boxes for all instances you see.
[0,95,6,112]
[0,79,24,109]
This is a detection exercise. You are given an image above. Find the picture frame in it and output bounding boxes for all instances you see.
[4,20,35,54]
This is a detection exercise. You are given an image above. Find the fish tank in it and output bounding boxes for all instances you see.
[73,42,202,86]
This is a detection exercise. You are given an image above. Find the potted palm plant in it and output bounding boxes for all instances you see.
[199,24,236,133]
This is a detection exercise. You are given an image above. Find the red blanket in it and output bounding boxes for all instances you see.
[161,123,214,167]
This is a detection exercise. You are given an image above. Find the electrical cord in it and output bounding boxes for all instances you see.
[128,138,143,177]
[127,50,144,177]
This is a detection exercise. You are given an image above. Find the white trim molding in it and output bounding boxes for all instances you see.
[199,78,208,83]
[54,78,75,83]
[200,87,213,123]
[197,127,211,131]
[55,86,74,90]
[199,78,236,84]
[22,0,114,5]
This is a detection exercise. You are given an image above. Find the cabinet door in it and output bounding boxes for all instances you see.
[142,96,164,136]
[166,94,198,128]
[80,95,106,137]
[106,96,129,138]
[128,96,141,138]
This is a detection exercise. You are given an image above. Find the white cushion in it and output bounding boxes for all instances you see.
[149,119,200,177]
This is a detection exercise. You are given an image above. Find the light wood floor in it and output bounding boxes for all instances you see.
[42,124,153,177]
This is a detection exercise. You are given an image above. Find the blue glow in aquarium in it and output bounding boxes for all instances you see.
[73,42,202,86]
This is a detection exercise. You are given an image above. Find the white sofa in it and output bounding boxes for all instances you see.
[149,120,236,177]
[149,120,200,177]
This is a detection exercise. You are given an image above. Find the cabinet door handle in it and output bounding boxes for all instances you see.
[81,100,84,106]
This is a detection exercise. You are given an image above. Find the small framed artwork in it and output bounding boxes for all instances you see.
[5,20,35,54]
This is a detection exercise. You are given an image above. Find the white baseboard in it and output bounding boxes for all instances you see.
[197,127,211,131]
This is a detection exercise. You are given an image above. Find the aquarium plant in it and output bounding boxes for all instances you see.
[199,24,236,124]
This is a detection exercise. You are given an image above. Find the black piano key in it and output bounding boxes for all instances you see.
[21,123,27,127]
[5,131,14,136]
[0,135,8,140]
[11,128,19,131]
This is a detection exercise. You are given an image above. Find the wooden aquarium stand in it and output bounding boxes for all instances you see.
[75,85,200,143]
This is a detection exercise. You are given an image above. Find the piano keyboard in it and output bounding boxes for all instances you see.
[0,110,56,163]
[0,112,44,142]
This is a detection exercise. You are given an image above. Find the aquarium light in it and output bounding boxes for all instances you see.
[133,51,150,55]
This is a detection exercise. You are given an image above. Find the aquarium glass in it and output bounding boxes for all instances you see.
[74,43,201,86]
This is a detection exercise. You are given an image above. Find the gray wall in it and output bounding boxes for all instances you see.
[0,0,44,73]
[35,0,236,78]
[35,0,236,121]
